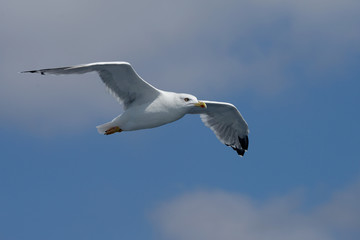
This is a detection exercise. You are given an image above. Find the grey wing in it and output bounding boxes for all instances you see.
[22,62,160,110]
[194,101,249,156]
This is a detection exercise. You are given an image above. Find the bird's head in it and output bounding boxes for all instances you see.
[177,93,207,109]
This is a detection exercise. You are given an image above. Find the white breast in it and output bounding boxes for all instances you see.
[112,91,186,131]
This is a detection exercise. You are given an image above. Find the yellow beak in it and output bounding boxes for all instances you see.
[194,101,207,108]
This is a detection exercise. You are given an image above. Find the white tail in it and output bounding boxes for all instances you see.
[96,121,115,134]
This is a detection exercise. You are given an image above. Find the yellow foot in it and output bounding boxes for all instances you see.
[104,126,122,135]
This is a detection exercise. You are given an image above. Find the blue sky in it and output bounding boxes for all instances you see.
[1,0,360,239]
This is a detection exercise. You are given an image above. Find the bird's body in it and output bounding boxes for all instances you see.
[23,62,249,156]
[106,91,188,131]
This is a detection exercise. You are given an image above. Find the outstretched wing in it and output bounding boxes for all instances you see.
[22,62,160,110]
[191,100,249,156]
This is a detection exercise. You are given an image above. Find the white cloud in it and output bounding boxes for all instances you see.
[152,179,360,240]
[1,0,359,134]
[314,180,360,239]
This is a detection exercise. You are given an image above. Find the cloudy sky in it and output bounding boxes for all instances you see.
[1,0,360,239]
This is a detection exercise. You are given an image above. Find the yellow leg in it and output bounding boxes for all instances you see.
[104,126,122,135]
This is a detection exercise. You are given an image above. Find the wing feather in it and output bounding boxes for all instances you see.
[22,62,160,110]
[196,101,249,156]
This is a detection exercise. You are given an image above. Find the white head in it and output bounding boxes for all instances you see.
[175,93,207,110]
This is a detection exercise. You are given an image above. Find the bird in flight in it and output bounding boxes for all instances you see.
[23,62,249,156]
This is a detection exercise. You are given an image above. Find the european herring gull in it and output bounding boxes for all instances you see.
[23,62,249,156]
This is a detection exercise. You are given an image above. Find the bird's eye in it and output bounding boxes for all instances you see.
[184,98,190,102]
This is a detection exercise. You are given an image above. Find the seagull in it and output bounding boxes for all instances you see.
[23,62,249,156]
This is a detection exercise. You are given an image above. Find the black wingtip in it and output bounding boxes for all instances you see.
[238,135,249,150]
[226,135,249,157]
[231,146,245,156]
[21,70,44,75]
